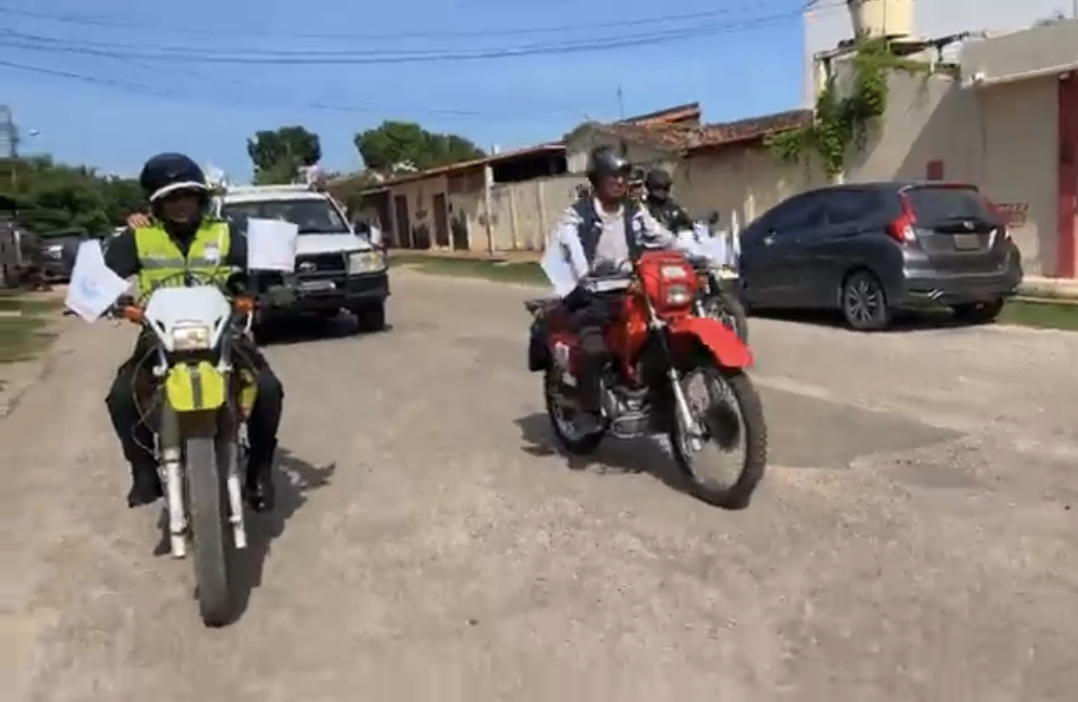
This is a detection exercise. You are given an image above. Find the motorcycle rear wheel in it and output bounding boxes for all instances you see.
[669,367,767,509]
[186,432,235,627]
[543,370,607,455]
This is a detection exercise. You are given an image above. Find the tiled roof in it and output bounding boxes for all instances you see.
[592,109,813,153]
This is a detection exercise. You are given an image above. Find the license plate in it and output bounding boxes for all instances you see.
[952,233,981,250]
[298,280,335,291]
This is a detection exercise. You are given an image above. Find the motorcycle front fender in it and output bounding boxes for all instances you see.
[667,315,752,370]
[165,361,227,412]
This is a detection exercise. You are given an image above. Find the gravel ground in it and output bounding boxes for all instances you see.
[3,269,1077,702]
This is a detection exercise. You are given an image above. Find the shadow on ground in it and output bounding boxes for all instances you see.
[514,413,692,498]
[750,307,986,334]
[155,448,336,625]
[516,384,960,479]
[229,448,336,621]
[255,313,392,347]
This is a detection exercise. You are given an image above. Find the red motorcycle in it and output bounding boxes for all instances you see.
[525,250,767,509]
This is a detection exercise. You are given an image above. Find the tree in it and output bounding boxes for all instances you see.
[246,126,322,184]
[354,120,485,173]
[2,155,142,235]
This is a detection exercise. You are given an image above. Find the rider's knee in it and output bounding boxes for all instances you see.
[255,369,284,408]
[104,373,135,413]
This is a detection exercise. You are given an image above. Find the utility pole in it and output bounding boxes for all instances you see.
[616,86,625,121]
[1,105,18,191]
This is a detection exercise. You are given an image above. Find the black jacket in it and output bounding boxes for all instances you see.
[645,199,693,233]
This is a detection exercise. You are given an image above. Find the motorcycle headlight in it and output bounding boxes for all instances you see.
[348,251,386,274]
[171,324,212,351]
[666,284,692,306]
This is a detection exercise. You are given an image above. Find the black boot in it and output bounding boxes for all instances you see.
[245,440,277,513]
[127,461,162,508]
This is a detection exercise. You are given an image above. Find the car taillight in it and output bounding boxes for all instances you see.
[982,197,1011,239]
[887,194,917,245]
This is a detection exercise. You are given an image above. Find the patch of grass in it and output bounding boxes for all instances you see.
[393,253,546,286]
[0,295,60,364]
[1000,299,1078,331]
[0,293,59,315]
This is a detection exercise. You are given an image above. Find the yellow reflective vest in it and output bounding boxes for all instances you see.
[133,221,232,297]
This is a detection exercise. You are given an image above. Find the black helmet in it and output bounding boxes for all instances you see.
[585,146,631,185]
[644,168,673,192]
[139,153,209,203]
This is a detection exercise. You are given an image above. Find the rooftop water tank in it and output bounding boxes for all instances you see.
[847,0,913,40]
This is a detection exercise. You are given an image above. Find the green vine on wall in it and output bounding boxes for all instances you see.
[766,39,932,177]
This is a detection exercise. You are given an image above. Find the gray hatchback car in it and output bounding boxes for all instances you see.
[738,182,1024,330]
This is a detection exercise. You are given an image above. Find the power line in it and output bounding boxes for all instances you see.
[0,2,805,41]
[0,2,846,121]
[0,4,842,66]
[0,57,609,122]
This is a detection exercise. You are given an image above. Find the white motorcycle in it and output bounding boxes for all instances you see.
[112,271,261,627]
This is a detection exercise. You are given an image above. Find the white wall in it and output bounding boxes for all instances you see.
[802,0,1073,106]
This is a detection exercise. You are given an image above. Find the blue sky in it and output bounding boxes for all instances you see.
[1,0,819,179]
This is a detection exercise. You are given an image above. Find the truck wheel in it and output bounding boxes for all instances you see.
[353,303,386,332]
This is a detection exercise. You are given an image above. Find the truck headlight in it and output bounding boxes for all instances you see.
[348,251,386,274]
[171,324,212,351]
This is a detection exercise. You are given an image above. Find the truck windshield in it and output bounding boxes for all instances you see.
[221,199,349,234]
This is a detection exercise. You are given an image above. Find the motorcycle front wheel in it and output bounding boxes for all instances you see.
[186,431,235,627]
[669,366,767,509]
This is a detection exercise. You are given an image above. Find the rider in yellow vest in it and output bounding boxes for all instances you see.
[103,153,284,511]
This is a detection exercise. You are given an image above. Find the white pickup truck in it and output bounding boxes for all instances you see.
[215,184,389,331]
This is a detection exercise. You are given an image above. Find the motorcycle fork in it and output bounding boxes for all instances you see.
[645,316,702,451]
[158,406,187,559]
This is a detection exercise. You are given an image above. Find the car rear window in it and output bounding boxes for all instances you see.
[904,186,996,225]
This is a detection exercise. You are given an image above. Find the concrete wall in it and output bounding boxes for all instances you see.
[484,175,588,251]
[564,128,677,175]
[801,0,1068,106]
[383,173,448,249]
[841,70,1061,275]
[676,146,828,234]
[961,19,1078,84]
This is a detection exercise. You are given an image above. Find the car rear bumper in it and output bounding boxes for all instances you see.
[899,264,1022,307]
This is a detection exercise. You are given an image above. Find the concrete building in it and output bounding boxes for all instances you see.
[802,0,1073,106]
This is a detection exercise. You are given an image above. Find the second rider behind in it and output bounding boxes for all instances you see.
[545,146,681,428]
[643,168,694,233]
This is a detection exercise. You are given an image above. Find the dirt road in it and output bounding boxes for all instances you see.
[4,270,1078,701]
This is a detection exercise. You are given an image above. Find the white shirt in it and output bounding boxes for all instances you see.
[545,199,682,283]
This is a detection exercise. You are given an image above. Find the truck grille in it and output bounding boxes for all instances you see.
[295,253,346,274]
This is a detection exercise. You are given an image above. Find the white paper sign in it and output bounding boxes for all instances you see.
[674,230,704,258]
[64,240,131,322]
[246,217,299,272]
[540,235,587,298]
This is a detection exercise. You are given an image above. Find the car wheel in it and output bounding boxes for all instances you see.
[841,270,891,331]
[952,299,1004,325]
